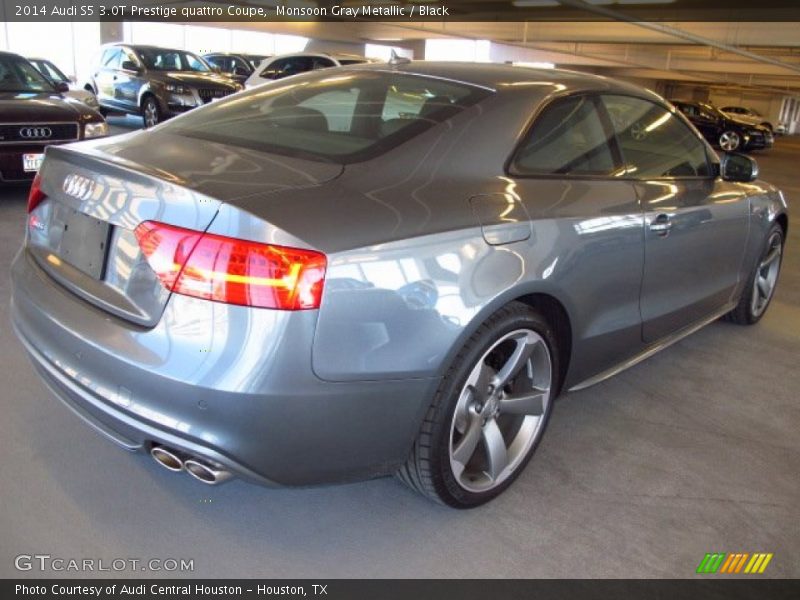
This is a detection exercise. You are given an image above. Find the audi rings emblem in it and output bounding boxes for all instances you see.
[19,127,52,139]
[62,174,96,201]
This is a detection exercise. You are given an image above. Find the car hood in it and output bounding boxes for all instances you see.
[0,91,100,121]
[161,72,238,88]
[725,114,763,128]
[69,129,344,201]
[722,112,762,126]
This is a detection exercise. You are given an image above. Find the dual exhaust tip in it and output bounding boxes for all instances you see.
[150,445,233,485]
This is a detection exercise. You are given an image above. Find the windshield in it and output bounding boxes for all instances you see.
[700,103,726,119]
[163,70,491,163]
[31,59,68,83]
[0,55,55,93]
[137,48,210,72]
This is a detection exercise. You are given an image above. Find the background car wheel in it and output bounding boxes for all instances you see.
[397,302,560,508]
[719,130,742,152]
[725,223,784,325]
[142,96,161,128]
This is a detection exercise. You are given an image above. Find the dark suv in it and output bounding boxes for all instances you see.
[0,51,107,182]
[671,100,773,153]
[88,44,241,127]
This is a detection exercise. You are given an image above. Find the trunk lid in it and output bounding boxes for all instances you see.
[27,131,343,326]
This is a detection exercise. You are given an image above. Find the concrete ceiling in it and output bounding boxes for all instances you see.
[186,0,800,95]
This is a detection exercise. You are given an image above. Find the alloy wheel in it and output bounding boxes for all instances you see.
[719,131,741,152]
[751,230,783,317]
[144,100,159,128]
[448,329,552,493]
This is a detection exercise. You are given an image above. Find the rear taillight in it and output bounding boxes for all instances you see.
[27,172,46,213]
[134,221,326,310]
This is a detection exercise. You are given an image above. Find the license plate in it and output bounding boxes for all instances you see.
[59,210,112,280]
[23,153,44,172]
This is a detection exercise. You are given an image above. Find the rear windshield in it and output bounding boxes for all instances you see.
[162,70,491,163]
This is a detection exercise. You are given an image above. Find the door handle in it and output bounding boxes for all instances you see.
[649,213,673,236]
[113,76,118,81]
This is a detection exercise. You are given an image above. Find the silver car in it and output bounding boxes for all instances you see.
[11,63,788,507]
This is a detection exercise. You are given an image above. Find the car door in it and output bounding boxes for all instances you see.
[507,94,646,382]
[94,48,121,107]
[601,95,749,343]
[112,46,145,112]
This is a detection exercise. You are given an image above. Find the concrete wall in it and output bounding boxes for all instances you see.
[304,39,364,56]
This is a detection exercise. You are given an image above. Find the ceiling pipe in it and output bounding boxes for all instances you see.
[557,0,800,76]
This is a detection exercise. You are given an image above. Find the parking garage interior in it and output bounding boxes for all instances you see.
[0,1,798,581]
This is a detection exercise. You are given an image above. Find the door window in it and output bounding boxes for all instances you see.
[510,95,616,176]
[102,48,122,69]
[260,56,313,80]
[603,95,711,178]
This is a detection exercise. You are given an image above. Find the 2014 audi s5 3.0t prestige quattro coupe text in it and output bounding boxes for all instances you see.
[10,63,788,507]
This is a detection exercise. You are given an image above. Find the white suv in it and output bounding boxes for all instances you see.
[244,53,375,88]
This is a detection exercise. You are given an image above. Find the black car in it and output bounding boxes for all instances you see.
[87,44,242,128]
[0,51,107,183]
[203,52,270,85]
[671,100,773,153]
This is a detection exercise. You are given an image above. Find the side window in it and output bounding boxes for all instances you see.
[602,95,710,178]
[312,57,336,70]
[206,56,225,70]
[230,57,249,74]
[102,48,122,69]
[261,57,312,80]
[511,95,616,176]
[121,48,139,69]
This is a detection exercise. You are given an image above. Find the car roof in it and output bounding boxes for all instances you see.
[107,43,190,54]
[345,61,664,99]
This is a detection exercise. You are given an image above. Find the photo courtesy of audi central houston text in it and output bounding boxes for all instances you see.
[1,0,798,588]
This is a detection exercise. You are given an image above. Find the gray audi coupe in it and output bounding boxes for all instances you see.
[10,62,788,507]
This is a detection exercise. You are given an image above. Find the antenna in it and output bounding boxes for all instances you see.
[389,49,411,66]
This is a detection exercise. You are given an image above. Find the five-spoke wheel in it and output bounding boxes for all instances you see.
[719,130,742,152]
[449,329,552,492]
[398,303,559,508]
[726,222,784,325]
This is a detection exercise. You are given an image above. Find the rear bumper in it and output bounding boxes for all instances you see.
[10,247,437,486]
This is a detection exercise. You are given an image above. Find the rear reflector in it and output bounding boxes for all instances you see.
[27,172,46,213]
[134,221,326,310]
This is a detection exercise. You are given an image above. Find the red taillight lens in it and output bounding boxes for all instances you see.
[27,172,46,213]
[134,221,326,310]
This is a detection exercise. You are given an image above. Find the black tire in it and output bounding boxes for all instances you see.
[726,223,784,325]
[397,302,560,508]
[141,96,162,128]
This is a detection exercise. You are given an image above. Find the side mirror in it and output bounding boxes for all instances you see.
[721,153,759,182]
[55,81,70,93]
[121,60,140,73]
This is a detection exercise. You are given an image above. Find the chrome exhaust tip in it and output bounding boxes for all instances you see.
[183,458,233,485]
[150,445,186,472]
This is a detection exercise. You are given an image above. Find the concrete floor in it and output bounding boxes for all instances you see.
[1,127,798,579]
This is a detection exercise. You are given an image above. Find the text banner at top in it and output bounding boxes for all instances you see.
[4,0,800,22]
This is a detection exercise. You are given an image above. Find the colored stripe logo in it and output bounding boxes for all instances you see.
[696,552,773,574]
